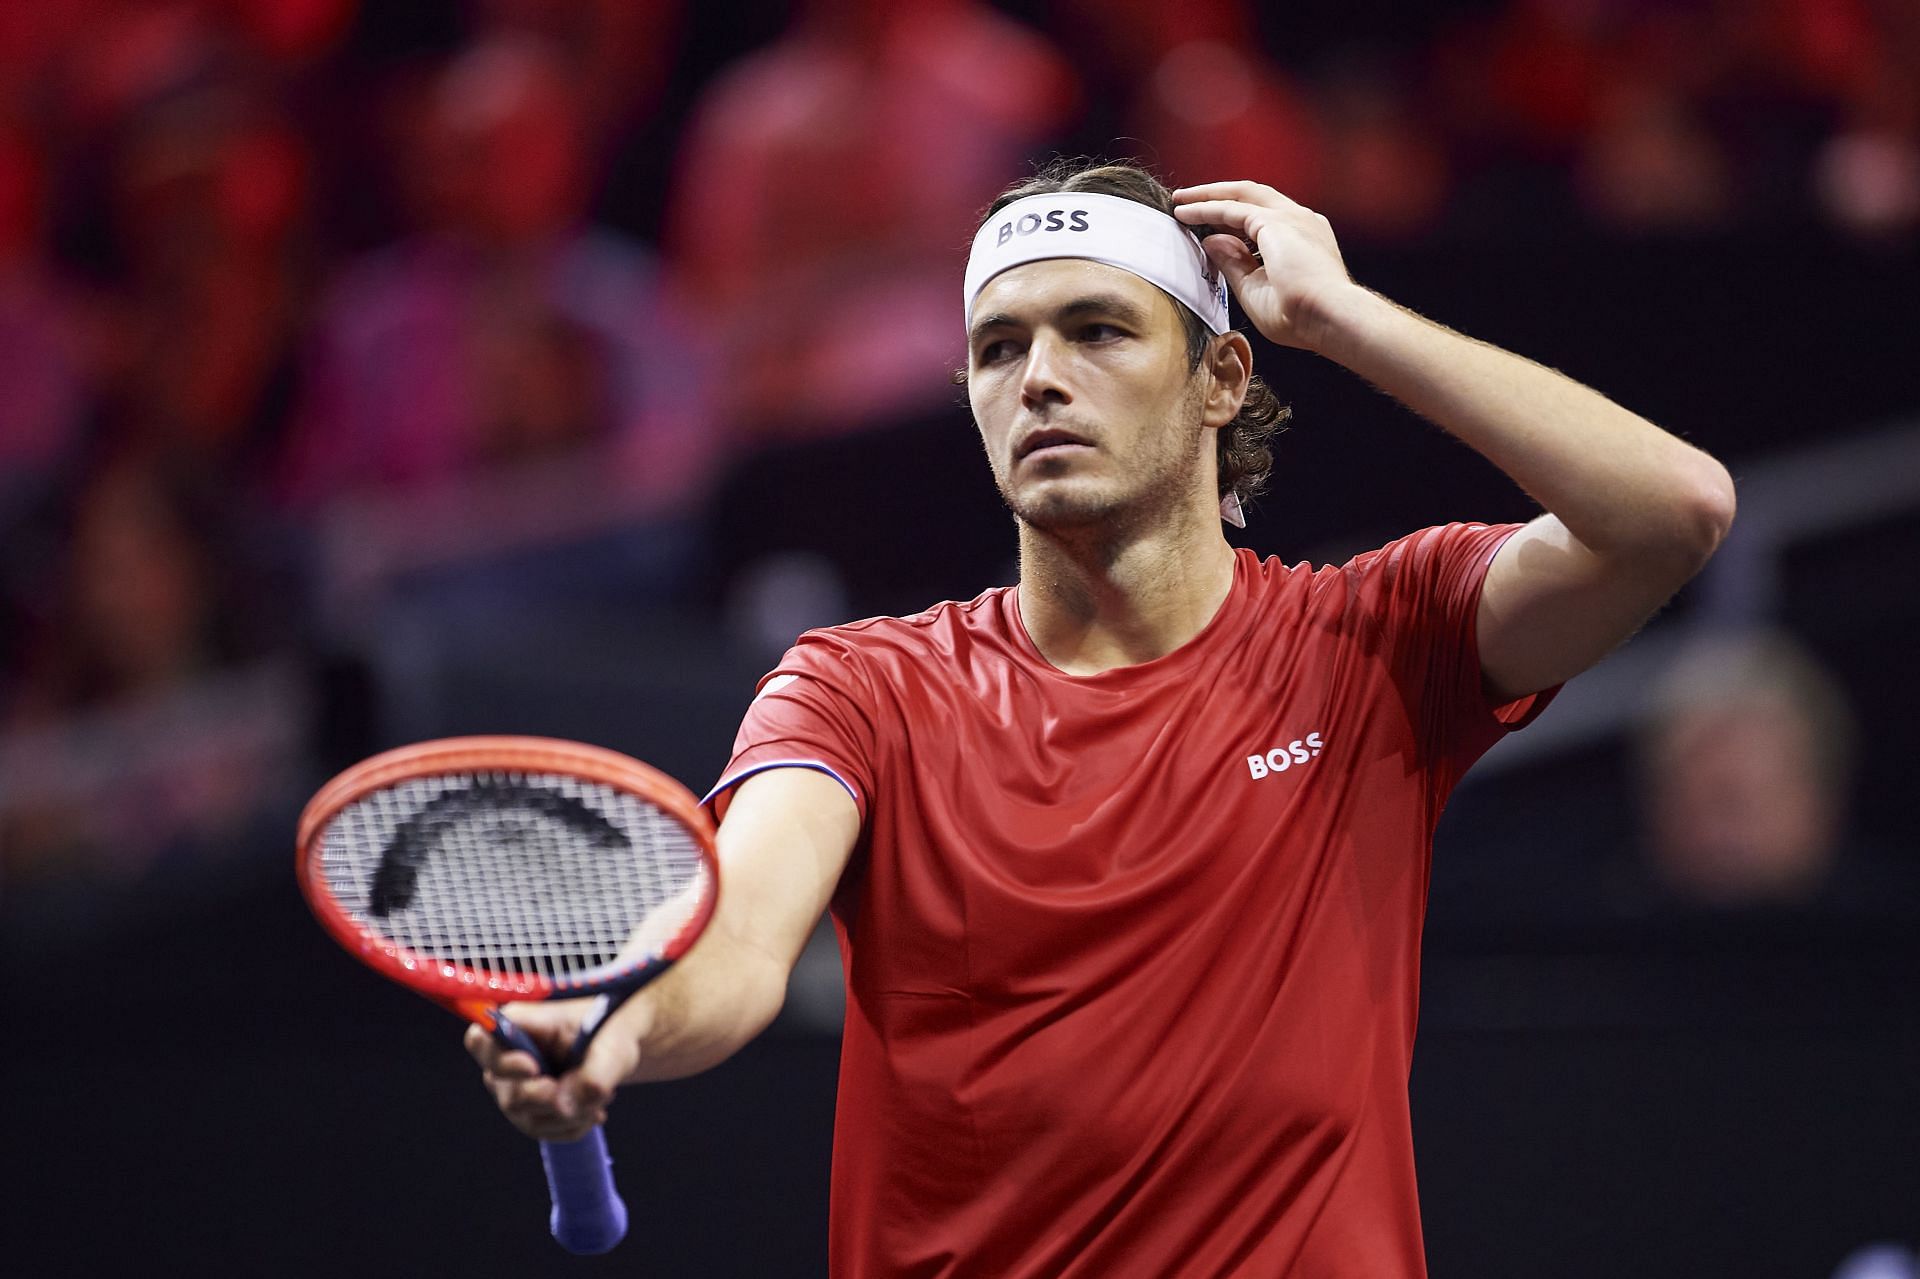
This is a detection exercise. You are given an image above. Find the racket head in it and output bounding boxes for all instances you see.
[298,736,718,1014]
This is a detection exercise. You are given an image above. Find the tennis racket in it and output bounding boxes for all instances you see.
[297,735,719,1255]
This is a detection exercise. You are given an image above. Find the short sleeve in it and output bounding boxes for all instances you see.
[1341,522,1559,796]
[702,630,880,826]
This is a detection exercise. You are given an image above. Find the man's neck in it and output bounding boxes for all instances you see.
[1015,503,1239,676]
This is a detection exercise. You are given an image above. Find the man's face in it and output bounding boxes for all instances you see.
[966,259,1209,532]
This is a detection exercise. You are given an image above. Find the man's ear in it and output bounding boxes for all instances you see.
[1201,331,1254,431]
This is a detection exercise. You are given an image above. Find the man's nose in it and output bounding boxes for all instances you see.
[1020,334,1072,409]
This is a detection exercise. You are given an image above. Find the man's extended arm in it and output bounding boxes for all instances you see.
[1172,181,1736,701]
[467,766,859,1142]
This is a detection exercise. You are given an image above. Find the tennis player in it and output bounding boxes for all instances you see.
[469,161,1735,1276]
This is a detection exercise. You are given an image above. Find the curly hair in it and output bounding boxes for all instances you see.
[962,158,1291,510]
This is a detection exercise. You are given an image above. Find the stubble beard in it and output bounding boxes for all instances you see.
[999,390,1209,541]
[1003,469,1123,532]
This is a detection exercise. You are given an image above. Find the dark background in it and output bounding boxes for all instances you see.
[2,0,1917,1274]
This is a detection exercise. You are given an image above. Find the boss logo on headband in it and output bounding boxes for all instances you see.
[996,208,1091,247]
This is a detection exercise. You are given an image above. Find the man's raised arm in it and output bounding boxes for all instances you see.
[1172,181,1736,702]
[466,766,859,1142]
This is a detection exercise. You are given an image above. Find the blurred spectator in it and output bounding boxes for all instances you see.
[1815,124,1920,239]
[91,81,315,476]
[43,1,216,133]
[1812,29,1920,240]
[465,0,683,141]
[1434,0,1619,168]
[1624,628,1911,915]
[6,455,275,724]
[0,453,300,901]
[221,0,360,68]
[662,0,1076,441]
[1575,78,1733,231]
[0,126,89,524]
[1315,57,1449,240]
[1058,0,1328,209]
[279,36,710,519]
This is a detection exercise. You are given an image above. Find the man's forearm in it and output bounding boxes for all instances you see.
[1308,285,1734,559]
[618,941,789,1084]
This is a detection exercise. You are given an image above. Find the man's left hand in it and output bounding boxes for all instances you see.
[1171,182,1358,353]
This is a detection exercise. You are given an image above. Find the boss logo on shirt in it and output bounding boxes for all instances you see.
[995,208,1091,245]
[1246,731,1325,779]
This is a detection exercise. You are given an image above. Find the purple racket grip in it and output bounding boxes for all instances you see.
[541,1128,630,1255]
[493,1010,629,1254]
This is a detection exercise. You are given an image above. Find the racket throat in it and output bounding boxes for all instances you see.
[478,992,614,1074]
[567,993,616,1067]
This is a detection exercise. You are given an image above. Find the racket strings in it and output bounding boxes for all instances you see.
[318,771,710,985]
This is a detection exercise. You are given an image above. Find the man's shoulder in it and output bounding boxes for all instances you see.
[1250,522,1522,594]
[800,586,1015,652]
[779,583,1021,672]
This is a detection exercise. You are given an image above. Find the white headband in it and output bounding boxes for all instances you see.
[964,192,1230,336]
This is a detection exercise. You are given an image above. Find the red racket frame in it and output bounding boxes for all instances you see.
[297,735,719,1018]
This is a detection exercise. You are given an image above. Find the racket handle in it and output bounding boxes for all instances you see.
[541,1128,630,1255]
[490,1012,629,1254]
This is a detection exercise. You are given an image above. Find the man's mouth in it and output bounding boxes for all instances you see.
[1015,428,1093,462]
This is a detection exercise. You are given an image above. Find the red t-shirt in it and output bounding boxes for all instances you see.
[708,523,1553,1278]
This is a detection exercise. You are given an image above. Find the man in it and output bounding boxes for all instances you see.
[468,161,1736,1275]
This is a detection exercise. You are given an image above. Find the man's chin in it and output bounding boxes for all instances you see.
[1005,484,1119,532]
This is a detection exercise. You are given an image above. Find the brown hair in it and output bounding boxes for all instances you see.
[962,158,1291,510]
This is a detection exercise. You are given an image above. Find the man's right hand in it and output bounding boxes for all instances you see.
[464,998,644,1143]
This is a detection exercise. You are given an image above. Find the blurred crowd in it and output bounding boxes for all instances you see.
[2,0,1917,923]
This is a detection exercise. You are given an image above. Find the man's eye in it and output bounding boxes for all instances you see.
[1080,324,1123,342]
[978,340,1019,363]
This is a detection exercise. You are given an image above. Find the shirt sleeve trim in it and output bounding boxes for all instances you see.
[700,758,864,822]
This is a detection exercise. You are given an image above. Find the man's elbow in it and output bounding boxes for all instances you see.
[1678,455,1738,564]
[1641,453,1735,572]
